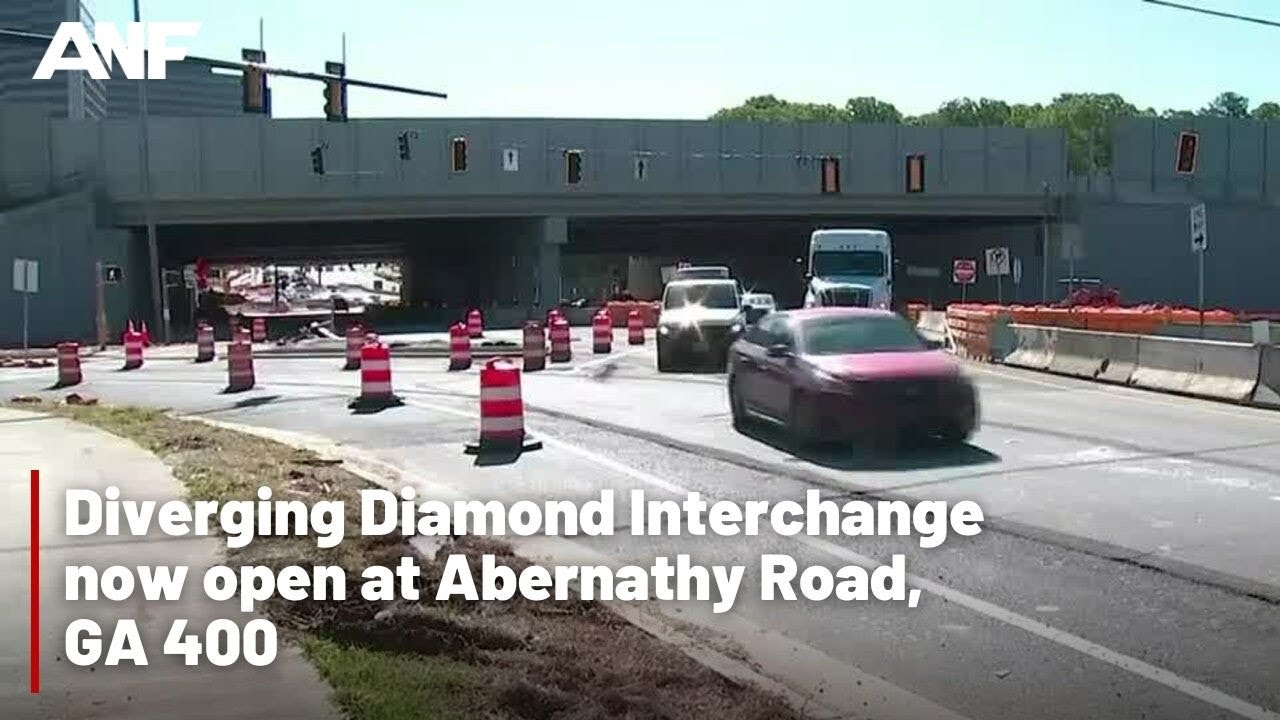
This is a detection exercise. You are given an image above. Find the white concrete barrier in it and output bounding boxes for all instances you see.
[1003,325,1055,370]
[1131,336,1261,402]
[1254,345,1280,408]
[915,310,949,345]
[1049,328,1139,384]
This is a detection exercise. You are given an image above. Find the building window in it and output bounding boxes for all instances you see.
[451,137,468,173]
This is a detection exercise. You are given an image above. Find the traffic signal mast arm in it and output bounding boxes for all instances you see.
[0,27,447,101]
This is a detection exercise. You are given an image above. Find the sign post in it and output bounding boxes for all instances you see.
[1190,203,1207,338]
[952,259,977,303]
[13,258,38,362]
[984,247,1010,304]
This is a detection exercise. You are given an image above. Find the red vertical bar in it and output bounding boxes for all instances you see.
[30,468,40,694]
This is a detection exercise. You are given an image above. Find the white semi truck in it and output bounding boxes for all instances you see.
[802,228,893,310]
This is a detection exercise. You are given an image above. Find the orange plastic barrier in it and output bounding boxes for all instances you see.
[605,301,660,328]
[946,304,1007,362]
[961,304,1240,336]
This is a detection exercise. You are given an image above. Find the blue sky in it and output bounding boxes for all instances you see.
[87,0,1280,119]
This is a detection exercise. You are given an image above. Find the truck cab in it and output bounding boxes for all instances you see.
[803,229,893,310]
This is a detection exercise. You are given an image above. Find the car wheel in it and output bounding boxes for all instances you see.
[729,378,749,431]
[937,420,974,445]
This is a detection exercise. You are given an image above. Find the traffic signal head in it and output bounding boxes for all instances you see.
[1176,131,1199,175]
[310,146,325,175]
[565,150,583,185]
[323,78,347,122]
[451,137,468,172]
[242,66,267,114]
[821,157,840,194]
[906,154,925,193]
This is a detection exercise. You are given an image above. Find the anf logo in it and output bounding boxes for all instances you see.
[33,22,200,80]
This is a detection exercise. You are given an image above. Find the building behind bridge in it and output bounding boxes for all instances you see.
[0,0,244,120]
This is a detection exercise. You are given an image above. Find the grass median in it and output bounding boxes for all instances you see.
[20,400,802,720]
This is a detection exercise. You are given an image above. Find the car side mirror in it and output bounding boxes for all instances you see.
[766,343,791,358]
[923,338,945,350]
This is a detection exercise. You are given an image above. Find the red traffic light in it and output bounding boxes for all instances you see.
[1176,131,1199,175]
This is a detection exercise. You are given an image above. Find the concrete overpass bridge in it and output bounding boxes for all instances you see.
[3,103,1278,346]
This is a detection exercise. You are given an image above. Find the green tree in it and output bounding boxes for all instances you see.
[711,95,846,122]
[917,97,1013,127]
[1201,91,1250,118]
[1253,102,1280,120]
[1040,93,1138,173]
[843,96,902,124]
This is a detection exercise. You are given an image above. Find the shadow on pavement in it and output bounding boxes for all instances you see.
[737,422,1001,471]
[231,394,282,409]
[472,448,524,467]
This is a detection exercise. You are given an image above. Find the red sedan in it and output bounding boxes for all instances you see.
[727,308,978,445]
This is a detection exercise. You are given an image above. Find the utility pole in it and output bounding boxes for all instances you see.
[1041,182,1051,304]
[134,0,167,343]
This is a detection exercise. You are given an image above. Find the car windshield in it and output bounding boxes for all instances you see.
[799,315,925,355]
[811,251,886,276]
[664,283,738,309]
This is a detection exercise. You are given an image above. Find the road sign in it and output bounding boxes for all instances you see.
[12,258,38,293]
[503,147,519,172]
[985,247,1010,276]
[13,258,37,359]
[952,259,977,285]
[103,264,123,284]
[1190,203,1207,252]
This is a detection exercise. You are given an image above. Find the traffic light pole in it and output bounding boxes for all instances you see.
[134,0,168,344]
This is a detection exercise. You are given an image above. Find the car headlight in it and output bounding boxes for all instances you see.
[658,325,671,336]
[730,322,743,334]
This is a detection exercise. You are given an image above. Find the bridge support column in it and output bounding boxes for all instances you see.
[534,217,566,310]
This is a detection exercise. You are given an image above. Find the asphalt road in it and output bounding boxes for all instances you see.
[3,330,1278,720]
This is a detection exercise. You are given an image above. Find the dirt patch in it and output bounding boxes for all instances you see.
[27,403,806,720]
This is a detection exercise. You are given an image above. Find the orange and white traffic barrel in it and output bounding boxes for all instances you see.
[449,322,472,371]
[56,342,81,387]
[523,321,546,372]
[467,308,484,339]
[592,310,612,354]
[343,324,364,370]
[465,358,542,455]
[251,317,267,343]
[349,335,403,410]
[195,323,215,362]
[627,309,644,345]
[225,340,255,392]
[235,326,252,345]
[123,330,144,370]
[549,316,572,363]
[546,308,562,327]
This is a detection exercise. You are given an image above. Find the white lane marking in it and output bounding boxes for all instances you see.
[572,347,649,373]
[967,363,1280,424]
[406,396,1280,720]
